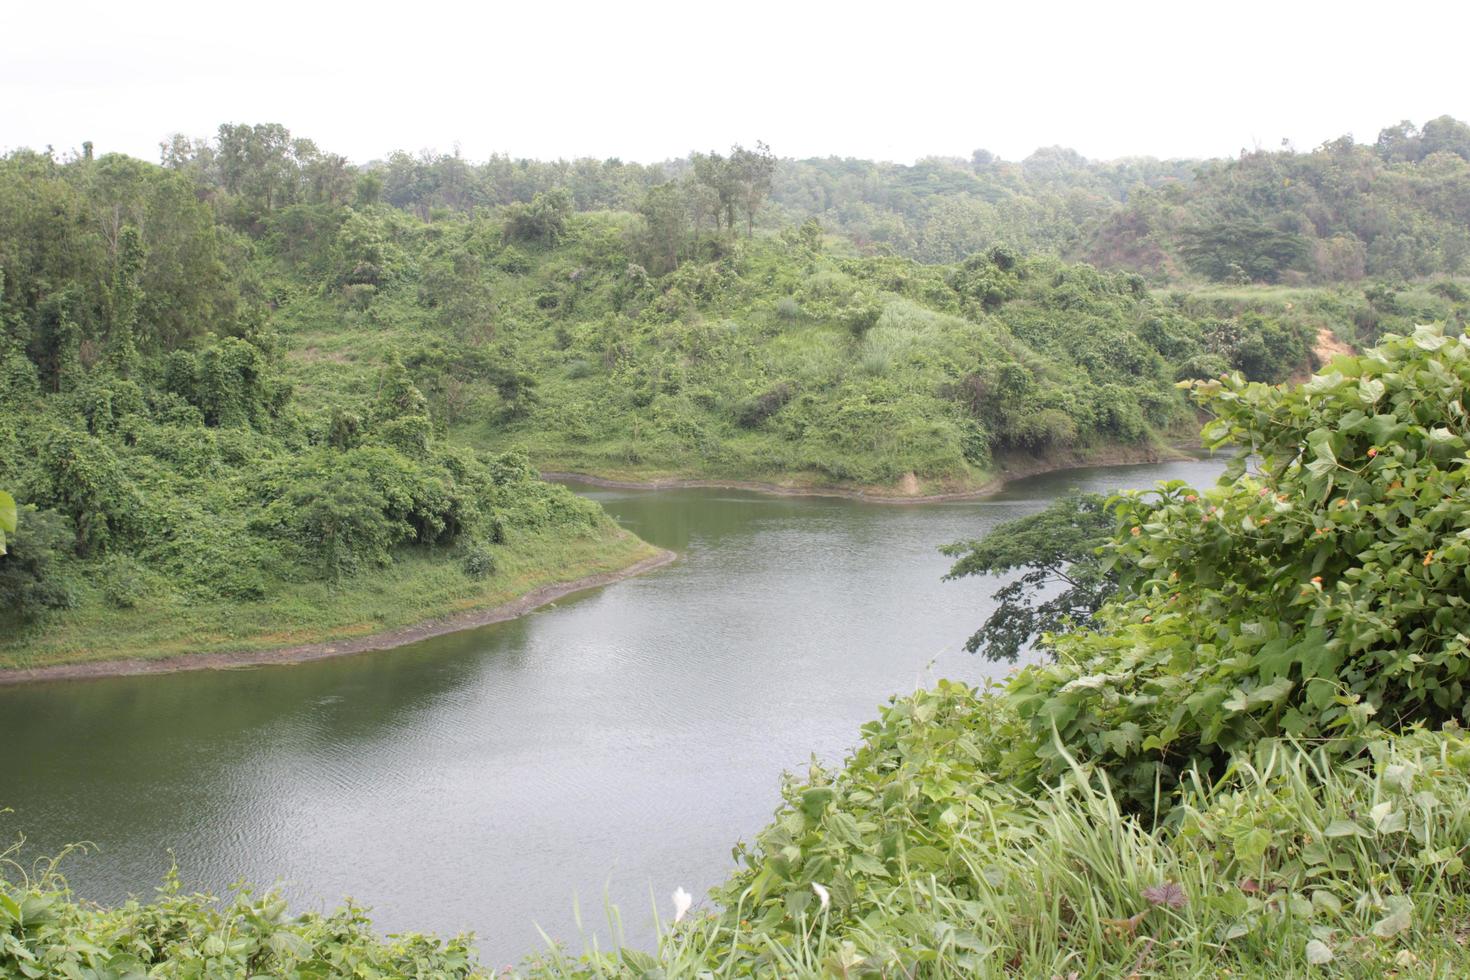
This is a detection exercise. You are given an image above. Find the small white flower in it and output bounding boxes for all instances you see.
[672,886,693,923]
[811,882,830,911]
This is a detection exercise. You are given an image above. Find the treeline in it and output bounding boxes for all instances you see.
[1086,116,1470,283]
[147,116,1470,285]
[7,122,1470,629]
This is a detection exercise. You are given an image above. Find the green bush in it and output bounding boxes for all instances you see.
[462,545,496,579]
[1009,327,1470,808]
[0,506,75,618]
[98,554,155,609]
[0,860,477,979]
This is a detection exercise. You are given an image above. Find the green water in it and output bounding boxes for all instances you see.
[0,457,1225,961]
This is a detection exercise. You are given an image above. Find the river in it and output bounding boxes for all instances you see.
[0,456,1226,964]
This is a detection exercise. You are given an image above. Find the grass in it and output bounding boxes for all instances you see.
[516,727,1470,978]
[0,522,658,670]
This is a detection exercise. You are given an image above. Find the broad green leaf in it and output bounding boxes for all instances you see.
[1310,890,1342,915]
[1370,801,1406,834]
[1413,326,1448,351]
[1371,897,1412,938]
[1233,827,1271,862]
[799,787,834,819]
[1322,819,1364,838]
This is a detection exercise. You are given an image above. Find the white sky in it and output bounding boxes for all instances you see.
[4,0,1467,166]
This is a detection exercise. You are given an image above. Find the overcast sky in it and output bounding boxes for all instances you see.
[5,0,1467,166]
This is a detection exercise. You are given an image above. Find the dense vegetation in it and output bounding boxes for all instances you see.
[1084,117,1470,284]
[8,123,1468,664]
[8,119,1470,975]
[180,116,1470,285]
[10,330,1470,976]
[284,228,1226,490]
[0,149,654,666]
[141,125,1374,492]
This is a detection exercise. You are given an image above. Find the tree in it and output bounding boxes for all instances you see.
[502,189,570,248]
[105,225,143,375]
[683,172,719,245]
[1421,115,1470,162]
[635,183,688,273]
[1179,221,1311,283]
[1375,120,1423,163]
[940,491,1116,661]
[729,141,776,237]
[692,150,736,233]
[0,504,75,617]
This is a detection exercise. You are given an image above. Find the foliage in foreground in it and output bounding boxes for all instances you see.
[612,701,1470,978]
[0,855,477,979]
[13,720,1469,978]
[1009,326,1470,809]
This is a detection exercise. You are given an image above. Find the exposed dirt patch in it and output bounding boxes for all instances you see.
[1314,327,1355,363]
[543,441,1204,504]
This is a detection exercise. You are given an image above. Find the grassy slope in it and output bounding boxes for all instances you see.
[0,521,657,670]
[277,225,1226,497]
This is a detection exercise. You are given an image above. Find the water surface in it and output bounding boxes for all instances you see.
[0,456,1225,962]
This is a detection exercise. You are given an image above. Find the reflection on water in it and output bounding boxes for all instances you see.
[0,455,1227,962]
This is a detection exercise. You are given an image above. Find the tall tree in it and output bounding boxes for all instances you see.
[636,183,688,273]
[729,141,775,237]
[692,150,735,234]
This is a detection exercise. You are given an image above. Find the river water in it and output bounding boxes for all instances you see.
[0,456,1225,964]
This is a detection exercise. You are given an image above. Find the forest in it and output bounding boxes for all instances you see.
[5,116,1470,976]
[172,115,1470,279]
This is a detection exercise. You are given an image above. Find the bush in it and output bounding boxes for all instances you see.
[98,554,154,609]
[733,382,795,429]
[842,298,884,337]
[0,861,478,979]
[258,464,404,580]
[462,545,496,579]
[1009,327,1470,808]
[0,506,75,618]
[502,190,571,248]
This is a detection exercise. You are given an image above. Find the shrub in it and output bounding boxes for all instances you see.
[502,190,571,249]
[1009,327,1470,808]
[0,506,75,618]
[0,860,479,978]
[98,554,154,609]
[842,298,884,337]
[462,545,496,579]
[733,382,795,429]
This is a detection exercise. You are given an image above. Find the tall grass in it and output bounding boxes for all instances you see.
[518,729,1470,978]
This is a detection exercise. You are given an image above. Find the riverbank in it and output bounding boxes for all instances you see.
[0,440,1206,683]
[543,439,1203,503]
[0,528,672,684]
